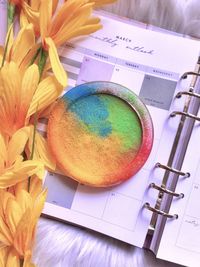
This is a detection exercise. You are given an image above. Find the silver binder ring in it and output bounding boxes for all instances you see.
[181,71,200,79]
[170,111,200,122]
[176,91,200,99]
[150,183,184,198]
[155,162,190,178]
[144,202,178,219]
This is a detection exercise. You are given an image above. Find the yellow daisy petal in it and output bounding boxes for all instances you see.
[0,134,7,173]
[39,0,52,40]
[61,2,94,32]
[29,176,43,199]
[5,198,23,236]
[27,73,64,118]
[19,64,39,124]
[53,3,94,46]
[13,208,32,256]
[15,190,33,214]
[23,253,36,267]
[91,0,117,7]
[6,247,20,267]
[0,190,14,215]
[14,180,28,194]
[49,0,87,36]
[85,17,101,25]
[56,23,102,46]
[32,189,47,221]
[45,37,67,86]
[0,247,9,267]
[24,262,36,267]
[37,101,57,118]
[20,9,29,28]
[23,3,40,35]
[11,24,35,65]
[0,160,44,188]
[0,217,13,245]
[0,173,26,189]
[14,190,46,256]
[30,0,40,10]
[19,43,40,71]
[0,189,5,217]
[0,62,21,134]
[34,167,45,180]
[0,63,18,115]
[29,130,56,170]
[7,127,31,166]
[13,160,44,178]
[13,155,24,169]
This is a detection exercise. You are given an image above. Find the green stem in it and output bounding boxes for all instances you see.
[38,48,48,80]
[7,2,15,30]
[28,47,47,191]
[29,47,42,66]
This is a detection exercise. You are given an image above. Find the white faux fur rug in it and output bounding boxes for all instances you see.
[32,1,200,266]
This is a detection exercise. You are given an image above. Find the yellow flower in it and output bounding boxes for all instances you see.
[0,246,36,267]
[0,61,63,134]
[19,0,116,85]
[21,0,116,35]
[27,127,56,171]
[14,175,43,200]
[20,0,59,36]
[0,61,60,169]
[0,188,46,266]
[0,247,20,267]
[0,24,39,73]
[39,0,102,86]
[89,0,117,7]
[24,0,101,86]
[0,127,44,188]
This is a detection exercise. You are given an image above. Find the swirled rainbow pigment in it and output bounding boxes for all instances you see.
[48,82,153,187]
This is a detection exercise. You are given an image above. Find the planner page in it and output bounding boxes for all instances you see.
[157,78,200,266]
[42,12,200,248]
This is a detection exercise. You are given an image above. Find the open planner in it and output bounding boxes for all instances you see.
[0,0,199,266]
[37,11,200,267]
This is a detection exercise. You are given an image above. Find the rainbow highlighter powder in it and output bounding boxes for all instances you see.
[47,82,153,187]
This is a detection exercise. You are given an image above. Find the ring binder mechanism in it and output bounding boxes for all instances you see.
[176,91,200,99]
[155,162,190,178]
[144,203,178,219]
[145,63,200,249]
[149,183,184,198]
[170,111,200,122]
[189,86,195,91]
[181,71,200,79]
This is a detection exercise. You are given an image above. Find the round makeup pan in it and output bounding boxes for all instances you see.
[47,81,154,187]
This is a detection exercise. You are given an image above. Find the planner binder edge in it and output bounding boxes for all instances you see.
[144,57,200,247]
